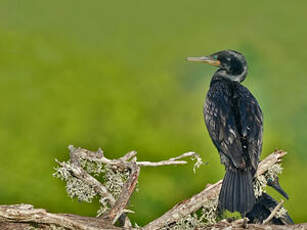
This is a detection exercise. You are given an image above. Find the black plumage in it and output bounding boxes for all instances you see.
[246,192,294,225]
[187,50,263,216]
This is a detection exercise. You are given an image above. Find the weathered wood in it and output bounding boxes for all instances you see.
[201,219,307,230]
[143,150,288,230]
[0,149,302,230]
[0,204,121,230]
[102,160,140,225]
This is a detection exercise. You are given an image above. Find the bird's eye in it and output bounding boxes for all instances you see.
[213,55,218,60]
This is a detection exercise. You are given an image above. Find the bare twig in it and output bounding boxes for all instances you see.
[137,151,204,173]
[137,160,187,166]
[69,146,201,169]
[263,199,285,224]
[143,150,287,230]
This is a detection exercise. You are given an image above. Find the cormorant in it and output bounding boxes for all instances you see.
[246,192,293,225]
[187,50,263,216]
[247,175,292,224]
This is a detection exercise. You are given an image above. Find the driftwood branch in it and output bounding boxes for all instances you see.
[201,219,307,230]
[0,146,203,229]
[143,150,288,230]
[0,204,121,230]
[1,204,307,230]
[0,148,304,230]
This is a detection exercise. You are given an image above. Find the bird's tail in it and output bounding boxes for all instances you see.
[218,168,255,216]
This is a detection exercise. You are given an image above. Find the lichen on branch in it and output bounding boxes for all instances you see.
[53,145,203,223]
[0,147,295,230]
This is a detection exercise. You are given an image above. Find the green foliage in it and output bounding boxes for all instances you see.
[222,210,241,220]
[0,0,307,226]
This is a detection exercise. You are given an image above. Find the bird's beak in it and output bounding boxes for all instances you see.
[267,178,289,200]
[186,56,221,67]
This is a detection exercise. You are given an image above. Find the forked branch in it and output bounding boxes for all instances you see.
[143,150,288,230]
[0,149,300,230]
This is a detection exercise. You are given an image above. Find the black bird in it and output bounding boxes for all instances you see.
[246,192,294,225]
[247,175,292,224]
[187,50,263,216]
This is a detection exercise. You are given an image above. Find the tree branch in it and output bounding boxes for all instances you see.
[1,204,307,230]
[0,204,121,230]
[102,160,140,224]
[137,151,203,171]
[55,159,117,206]
[0,148,301,230]
[263,199,284,224]
[143,150,288,230]
[200,219,307,230]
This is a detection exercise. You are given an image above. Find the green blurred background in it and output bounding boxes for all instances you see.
[0,0,306,225]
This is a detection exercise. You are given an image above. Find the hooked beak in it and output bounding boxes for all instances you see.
[186,56,221,67]
[267,178,289,200]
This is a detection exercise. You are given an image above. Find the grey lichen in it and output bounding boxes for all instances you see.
[161,199,218,229]
[66,178,97,202]
[199,198,218,225]
[161,214,206,230]
[254,174,267,198]
[254,163,283,198]
[79,158,103,176]
[54,164,98,202]
[53,163,71,181]
[191,154,204,174]
[53,149,131,216]
[104,165,130,199]
[276,207,288,219]
[266,164,283,181]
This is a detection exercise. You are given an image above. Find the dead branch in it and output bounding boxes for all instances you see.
[0,204,120,230]
[143,150,288,230]
[137,151,203,171]
[0,148,303,230]
[200,219,307,230]
[263,199,284,224]
[1,204,307,230]
[102,160,140,224]
[55,159,116,206]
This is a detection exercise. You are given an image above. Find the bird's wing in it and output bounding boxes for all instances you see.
[204,83,246,169]
[237,85,263,171]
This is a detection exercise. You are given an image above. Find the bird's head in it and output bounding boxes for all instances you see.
[186,50,248,82]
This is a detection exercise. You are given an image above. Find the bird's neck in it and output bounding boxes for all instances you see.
[213,67,247,83]
[210,72,241,89]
